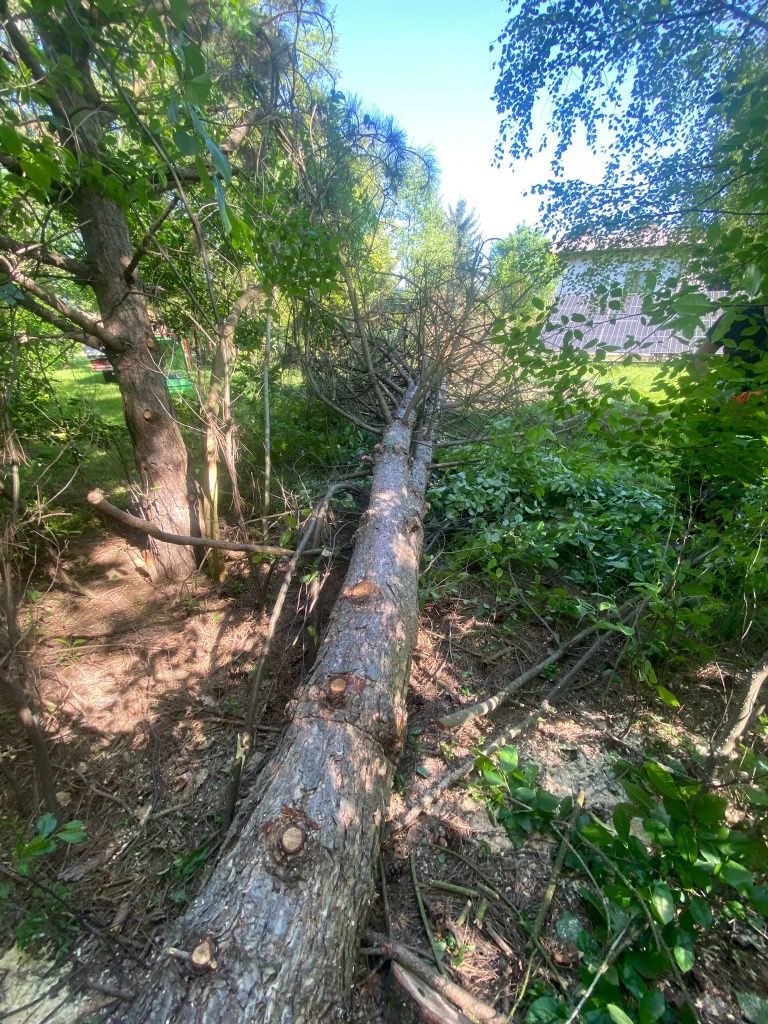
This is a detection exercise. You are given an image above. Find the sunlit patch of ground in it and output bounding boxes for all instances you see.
[1,546,764,1023]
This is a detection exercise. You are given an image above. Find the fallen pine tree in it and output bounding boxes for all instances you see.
[123,256,513,1021]
[124,391,435,1022]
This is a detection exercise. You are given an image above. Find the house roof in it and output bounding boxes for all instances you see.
[542,291,726,357]
[555,226,693,256]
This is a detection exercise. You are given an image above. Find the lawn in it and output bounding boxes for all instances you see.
[20,358,132,509]
[602,360,667,397]
[52,358,125,425]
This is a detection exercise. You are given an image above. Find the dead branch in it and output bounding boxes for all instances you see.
[410,850,448,976]
[364,933,507,1024]
[86,489,293,558]
[562,920,638,1024]
[391,964,473,1024]
[123,197,180,280]
[400,625,635,833]
[437,605,634,731]
[717,651,768,759]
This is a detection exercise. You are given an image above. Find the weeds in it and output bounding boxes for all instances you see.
[0,814,87,953]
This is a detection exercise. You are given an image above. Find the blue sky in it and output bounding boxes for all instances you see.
[331,0,604,241]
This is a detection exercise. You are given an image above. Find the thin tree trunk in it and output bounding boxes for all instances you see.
[718,652,768,758]
[125,391,434,1024]
[202,288,260,580]
[262,307,272,540]
[0,455,60,820]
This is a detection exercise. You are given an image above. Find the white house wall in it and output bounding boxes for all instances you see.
[547,248,724,359]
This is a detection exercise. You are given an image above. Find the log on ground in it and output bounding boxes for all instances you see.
[123,403,433,1023]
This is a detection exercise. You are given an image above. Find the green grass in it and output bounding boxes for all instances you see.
[19,358,132,510]
[51,359,124,425]
[602,360,667,398]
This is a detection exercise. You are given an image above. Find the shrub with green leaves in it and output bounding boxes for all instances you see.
[0,814,88,952]
[430,427,678,600]
[476,746,768,1024]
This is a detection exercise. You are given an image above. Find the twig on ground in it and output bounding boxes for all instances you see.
[364,932,508,1024]
[429,879,481,900]
[437,602,638,732]
[411,849,448,977]
[400,611,644,834]
[562,919,638,1024]
[416,844,570,996]
[82,980,134,1000]
[507,954,538,1022]
[531,790,585,944]
[0,865,146,965]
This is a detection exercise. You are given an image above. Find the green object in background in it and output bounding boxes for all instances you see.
[154,336,195,395]
[165,371,195,395]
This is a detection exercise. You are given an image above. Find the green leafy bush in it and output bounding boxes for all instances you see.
[0,814,88,952]
[476,746,768,1024]
[430,427,677,599]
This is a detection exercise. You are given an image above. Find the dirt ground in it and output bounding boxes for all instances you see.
[0,531,765,1023]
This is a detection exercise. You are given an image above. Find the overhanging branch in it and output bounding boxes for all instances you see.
[0,256,115,349]
[87,490,295,558]
[0,234,95,282]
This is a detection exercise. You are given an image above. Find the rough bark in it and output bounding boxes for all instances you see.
[124,399,434,1024]
[3,9,199,579]
[72,188,199,579]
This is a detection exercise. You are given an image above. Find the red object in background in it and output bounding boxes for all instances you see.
[82,344,116,382]
[733,390,765,404]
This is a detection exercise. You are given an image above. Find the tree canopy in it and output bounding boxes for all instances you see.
[492,0,768,239]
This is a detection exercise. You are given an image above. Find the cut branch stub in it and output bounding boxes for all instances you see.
[261,806,321,882]
[327,676,349,702]
[325,673,365,704]
[280,826,306,855]
[341,580,380,602]
[190,937,218,974]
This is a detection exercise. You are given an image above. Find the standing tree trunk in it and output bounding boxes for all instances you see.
[125,390,434,1023]
[202,288,260,580]
[0,419,60,819]
[262,306,272,540]
[1,7,199,579]
[73,190,199,579]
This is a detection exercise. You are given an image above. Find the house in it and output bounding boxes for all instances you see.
[543,231,725,359]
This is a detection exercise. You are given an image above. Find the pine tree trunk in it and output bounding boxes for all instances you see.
[73,188,199,579]
[124,401,433,1024]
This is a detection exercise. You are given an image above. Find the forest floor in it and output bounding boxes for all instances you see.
[0,528,765,1023]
